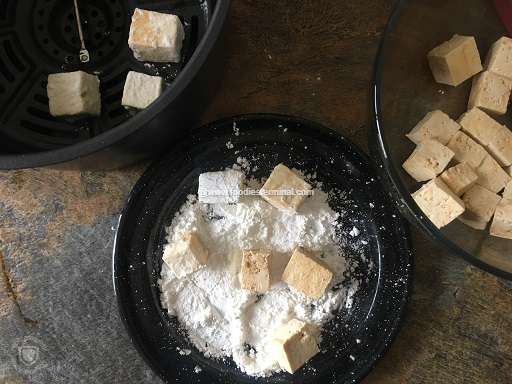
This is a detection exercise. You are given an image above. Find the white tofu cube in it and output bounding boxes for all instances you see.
[128,9,185,63]
[490,199,512,239]
[402,139,454,182]
[468,71,512,115]
[447,131,487,168]
[282,248,333,299]
[270,319,319,374]
[47,71,101,117]
[487,126,512,167]
[486,36,512,80]
[427,35,482,86]
[198,170,244,204]
[122,71,163,110]
[259,164,312,211]
[412,178,465,228]
[406,110,460,145]
[475,155,511,193]
[440,163,478,196]
[461,185,501,227]
[503,180,512,200]
[163,232,209,278]
[239,249,271,293]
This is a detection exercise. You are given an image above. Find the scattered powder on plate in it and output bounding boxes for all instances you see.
[158,164,359,377]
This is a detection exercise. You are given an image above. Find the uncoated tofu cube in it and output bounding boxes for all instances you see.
[468,71,512,115]
[475,155,511,193]
[270,319,319,374]
[447,131,487,168]
[128,9,185,62]
[402,139,454,182]
[162,232,208,278]
[406,110,460,145]
[460,185,501,229]
[490,199,512,239]
[239,250,271,293]
[486,36,512,80]
[503,180,512,200]
[458,108,512,166]
[198,170,244,204]
[47,71,101,117]
[122,71,163,110]
[440,163,478,196]
[260,164,312,211]
[282,248,333,299]
[412,178,465,228]
[427,35,482,86]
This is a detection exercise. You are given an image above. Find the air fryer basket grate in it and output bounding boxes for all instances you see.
[0,0,210,152]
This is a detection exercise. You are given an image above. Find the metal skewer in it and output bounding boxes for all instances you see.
[73,0,90,63]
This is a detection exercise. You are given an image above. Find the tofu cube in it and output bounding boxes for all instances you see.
[447,131,487,168]
[270,319,319,374]
[475,155,511,193]
[487,126,512,167]
[198,170,243,204]
[128,9,185,62]
[460,185,501,228]
[406,110,461,145]
[282,248,333,299]
[122,71,163,110]
[490,200,512,239]
[412,178,465,228]
[162,232,208,278]
[259,164,312,211]
[486,36,512,80]
[427,35,482,86]
[503,180,512,200]
[239,250,271,293]
[47,71,101,117]
[468,71,512,115]
[440,163,478,196]
[402,139,454,182]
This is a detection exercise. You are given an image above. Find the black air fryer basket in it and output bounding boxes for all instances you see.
[0,0,230,169]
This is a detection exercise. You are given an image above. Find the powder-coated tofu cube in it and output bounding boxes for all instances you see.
[461,185,501,226]
[239,250,271,293]
[440,163,478,196]
[412,178,465,228]
[198,170,243,204]
[128,9,185,62]
[475,155,511,193]
[270,319,319,374]
[282,248,333,299]
[486,36,512,80]
[406,110,460,145]
[47,71,101,117]
[122,71,163,110]
[503,180,512,200]
[259,164,312,211]
[402,139,454,182]
[163,232,208,278]
[447,131,487,168]
[468,71,512,115]
[490,200,512,239]
[427,35,482,86]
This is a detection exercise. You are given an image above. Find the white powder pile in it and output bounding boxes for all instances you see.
[158,165,358,377]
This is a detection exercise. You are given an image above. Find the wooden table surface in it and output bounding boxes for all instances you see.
[1,1,511,383]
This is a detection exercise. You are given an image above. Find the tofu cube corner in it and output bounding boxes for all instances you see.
[128,8,185,63]
[406,110,460,145]
[440,163,478,196]
[282,248,333,299]
[427,35,482,86]
[239,249,271,293]
[459,185,501,230]
[270,319,320,374]
[468,71,512,115]
[259,164,312,211]
[402,139,454,182]
[162,232,208,278]
[490,199,512,239]
[122,71,163,110]
[486,36,512,80]
[47,71,101,117]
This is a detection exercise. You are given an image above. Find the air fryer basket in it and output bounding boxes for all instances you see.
[0,0,230,169]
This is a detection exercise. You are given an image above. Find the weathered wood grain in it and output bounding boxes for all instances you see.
[0,1,511,383]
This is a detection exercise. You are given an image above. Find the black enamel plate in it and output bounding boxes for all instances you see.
[113,114,412,384]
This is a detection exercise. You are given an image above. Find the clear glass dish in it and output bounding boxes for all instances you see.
[370,0,512,280]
